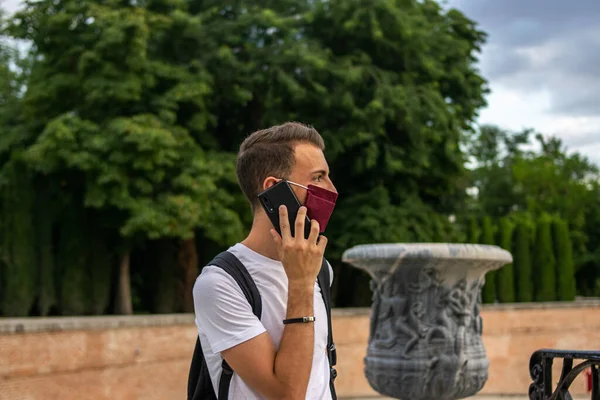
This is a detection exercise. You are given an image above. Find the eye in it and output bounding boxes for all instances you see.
[313,174,323,182]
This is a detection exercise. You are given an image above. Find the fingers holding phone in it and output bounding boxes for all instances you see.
[278,204,292,241]
[308,218,322,245]
[276,205,326,286]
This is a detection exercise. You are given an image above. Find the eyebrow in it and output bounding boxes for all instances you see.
[311,169,328,176]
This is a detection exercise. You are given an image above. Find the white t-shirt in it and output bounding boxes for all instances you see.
[193,243,333,400]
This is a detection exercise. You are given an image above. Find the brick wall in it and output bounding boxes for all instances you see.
[1,302,599,400]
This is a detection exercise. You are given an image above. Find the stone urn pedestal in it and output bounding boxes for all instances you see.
[341,243,512,400]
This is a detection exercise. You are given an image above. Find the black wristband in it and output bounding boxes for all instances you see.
[283,316,315,324]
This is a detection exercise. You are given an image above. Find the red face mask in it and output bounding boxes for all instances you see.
[287,180,338,232]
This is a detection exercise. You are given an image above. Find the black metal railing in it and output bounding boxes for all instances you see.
[529,349,600,400]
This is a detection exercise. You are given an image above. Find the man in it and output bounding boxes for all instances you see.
[193,122,338,399]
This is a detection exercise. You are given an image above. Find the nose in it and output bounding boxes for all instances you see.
[328,179,338,195]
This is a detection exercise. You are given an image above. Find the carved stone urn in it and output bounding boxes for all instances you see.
[341,243,512,400]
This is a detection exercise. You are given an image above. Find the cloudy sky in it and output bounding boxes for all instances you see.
[448,0,600,165]
[2,0,600,165]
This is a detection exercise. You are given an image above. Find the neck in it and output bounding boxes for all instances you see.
[240,213,281,261]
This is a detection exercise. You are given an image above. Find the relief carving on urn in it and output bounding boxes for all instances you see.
[342,244,512,400]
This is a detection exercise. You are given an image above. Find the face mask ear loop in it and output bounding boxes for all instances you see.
[284,179,309,190]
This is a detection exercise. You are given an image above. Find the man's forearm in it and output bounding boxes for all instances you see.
[273,282,315,399]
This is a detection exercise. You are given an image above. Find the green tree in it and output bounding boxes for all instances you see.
[513,219,534,302]
[55,202,89,315]
[7,0,245,314]
[153,238,178,314]
[467,216,480,243]
[1,0,490,312]
[87,213,114,315]
[309,1,487,305]
[481,216,496,303]
[466,123,600,298]
[534,216,556,301]
[191,0,488,220]
[512,136,595,257]
[34,177,58,316]
[496,217,515,302]
[552,219,576,301]
[0,162,37,316]
[188,0,488,306]
[465,125,528,216]
[0,17,33,316]
[577,183,600,296]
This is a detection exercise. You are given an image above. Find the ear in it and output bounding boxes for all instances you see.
[262,176,280,191]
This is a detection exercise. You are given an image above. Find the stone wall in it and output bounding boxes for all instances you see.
[1,301,599,400]
[0,315,197,400]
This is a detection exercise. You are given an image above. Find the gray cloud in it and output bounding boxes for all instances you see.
[453,0,600,46]
[480,44,531,81]
[562,133,600,149]
[450,0,600,121]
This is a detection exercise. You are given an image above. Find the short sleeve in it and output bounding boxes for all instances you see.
[193,266,267,354]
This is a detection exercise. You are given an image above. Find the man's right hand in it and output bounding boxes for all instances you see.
[270,205,328,286]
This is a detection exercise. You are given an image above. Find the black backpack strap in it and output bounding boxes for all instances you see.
[317,258,337,400]
[209,251,262,399]
[188,336,217,400]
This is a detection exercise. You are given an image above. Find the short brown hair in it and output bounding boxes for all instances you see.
[236,122,325,209]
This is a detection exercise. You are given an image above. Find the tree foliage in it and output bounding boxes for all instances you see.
[496,217,515,303]
[179,0,488,306]
[553,219,576,301]
[513,219,534,302]
[465,122,600,298]
[467,215,480,244]
[1,0,598,314]
[9,0,244,241]
[534,215,556,302]
[480,216,496,303]
[0,162,37,316]
[2,0,556,314]
[1,0,246,315]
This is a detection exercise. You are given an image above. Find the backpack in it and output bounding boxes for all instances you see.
[187,251,338,400]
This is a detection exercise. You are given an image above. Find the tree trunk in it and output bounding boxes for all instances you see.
[115,251,133,315]
[177,236,199,313]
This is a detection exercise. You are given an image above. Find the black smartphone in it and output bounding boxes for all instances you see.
[257,180,312,239]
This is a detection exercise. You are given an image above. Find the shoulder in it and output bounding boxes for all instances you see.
[193,265,244,303]
[192,265,266,354]
[194,265,234,290]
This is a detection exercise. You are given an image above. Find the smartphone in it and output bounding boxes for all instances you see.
[257,180,312,239]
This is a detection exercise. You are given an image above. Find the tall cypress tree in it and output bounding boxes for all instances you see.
[153,238,178,314]
[496,217,515,302]
[87,217,113,315]
[552,219,576,301]
[534,216,556,301]
[467,216,480,244]
[56,203,89,315]
[34,177,60,316]
[514,220,534,302]
[0,163,37,316]
[481,216,496,303]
